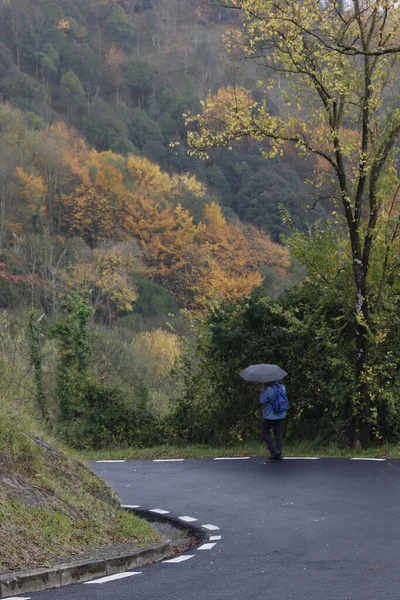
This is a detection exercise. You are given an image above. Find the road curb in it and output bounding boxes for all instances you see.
[0,539,173,598]
[125,507,208,545]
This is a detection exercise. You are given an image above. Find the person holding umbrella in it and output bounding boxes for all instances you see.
[240,364,289,462]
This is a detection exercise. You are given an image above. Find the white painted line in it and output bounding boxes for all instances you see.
[284,457,320,460]
[197,542,217,550]
[121,504,141,509]
[209,535,222,541]
[201,524,220,531]
[84,572,141,584]
[179,516,198,522]
[351,458,386,462]
[163,555,195,563]
[7,597,31,599]
[96,460,126,463]
[150,508,170,514]
[153,459,185,462]
[213,457,250,460]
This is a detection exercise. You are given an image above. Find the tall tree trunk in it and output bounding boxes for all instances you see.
[46,169,53,233]
[56,190,62,234]
[354,279,370,446]
[0,196,5,254]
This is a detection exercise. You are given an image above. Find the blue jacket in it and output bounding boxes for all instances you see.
[260,384,287,420]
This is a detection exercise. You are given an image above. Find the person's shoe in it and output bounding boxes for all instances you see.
[267,451,282,462]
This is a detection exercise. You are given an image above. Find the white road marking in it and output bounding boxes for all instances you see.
[209,535,222,541]
[84,572,141,584]
[163,555,195,563]
[284,457,320,460]
[213,457,250,460]
[179,516,198,522]
[6,597,31,599]
[197,543,217,550]
[150,508,170,514]
[202,524,220,531]
[351,458,386,462]
[153,459,185,462]
[96,460,126,463]
[121,504,141,509]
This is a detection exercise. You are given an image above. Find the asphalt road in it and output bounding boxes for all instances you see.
[22,457,400,600]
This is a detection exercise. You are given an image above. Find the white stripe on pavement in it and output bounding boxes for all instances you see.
[213,457,250,460]
[153,459,185,462]
[197,543,217,550]
[150,508,170,514]
[121,504,141,509]
[201,524,220,531]
[351,458,386,462]
[284,457,320,460]
[209,535,222,541]
[84,572,141,584]
[96,460,126,463]
[179,516,198,522]
[6,597,31,599]
[163,555,195,563]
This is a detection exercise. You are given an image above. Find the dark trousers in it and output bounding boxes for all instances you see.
[262,418,284,456]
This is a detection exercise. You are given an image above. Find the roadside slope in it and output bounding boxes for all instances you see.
[0,411,160,574]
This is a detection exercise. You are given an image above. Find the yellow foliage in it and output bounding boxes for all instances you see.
[132,329,182,377]
[127,155,173,198]
[57,19,71,32]
[4,110,290,313]
[63,158,131,247]
[170,173,206,199]
[64,244,138,315]
[15,168,46,203]
[198,202,288,303]
[14,167,47,229]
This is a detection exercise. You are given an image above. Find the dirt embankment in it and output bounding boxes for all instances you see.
[0,436,159,574]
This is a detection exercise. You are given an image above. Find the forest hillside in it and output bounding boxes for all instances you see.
[0,0,325,244]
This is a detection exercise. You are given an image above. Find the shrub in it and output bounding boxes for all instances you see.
[169,277,400,447]
[61,377,160,449]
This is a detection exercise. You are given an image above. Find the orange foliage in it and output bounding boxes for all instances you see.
[7,118,289,311]
[62,149,289,309]
[63,159,130,248]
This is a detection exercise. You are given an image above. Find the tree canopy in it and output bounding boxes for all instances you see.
[0,0,325,240]
[186,0,400,445]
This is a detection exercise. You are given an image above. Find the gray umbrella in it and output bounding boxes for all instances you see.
[240,364,288,383]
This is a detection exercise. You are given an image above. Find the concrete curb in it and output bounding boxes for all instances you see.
[126,507,208,545]
[0,539,173,598]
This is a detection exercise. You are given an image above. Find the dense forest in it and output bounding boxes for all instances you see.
[0,0,325,243]
[1,0,400,454]
[0,0,292,451]
[5,0,400,582]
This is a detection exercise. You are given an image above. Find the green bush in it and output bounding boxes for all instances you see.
[133,275,178,317]
[169,277,400,447]
[61,377,160,450]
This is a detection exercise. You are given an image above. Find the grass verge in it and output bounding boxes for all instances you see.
[0,438,161,574]
[0,397,160,574]
[79,440,400,462]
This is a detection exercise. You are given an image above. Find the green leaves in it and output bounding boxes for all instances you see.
[50,291,94,421]
[27,312,49,423]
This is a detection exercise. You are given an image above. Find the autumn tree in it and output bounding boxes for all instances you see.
[64,243,140,324]
[0,106,26,252]
[15,167,46,232]
[187,0,400,445]
[63,152,131,247]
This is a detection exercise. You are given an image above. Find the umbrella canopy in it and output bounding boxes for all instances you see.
[240,364,288,383]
